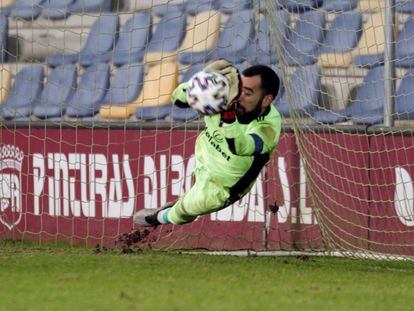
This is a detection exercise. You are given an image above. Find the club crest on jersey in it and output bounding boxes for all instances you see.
[0,145,24,230]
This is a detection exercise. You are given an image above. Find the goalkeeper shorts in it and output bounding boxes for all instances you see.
[167,166,230,224]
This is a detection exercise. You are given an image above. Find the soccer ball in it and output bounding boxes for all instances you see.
[186,70,230,115]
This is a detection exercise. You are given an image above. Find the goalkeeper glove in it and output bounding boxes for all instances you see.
[171,82,190,108]
[204,59,242,106]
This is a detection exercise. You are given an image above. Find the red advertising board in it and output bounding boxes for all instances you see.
[0,127,320,250]
[302,133,371,251]
[2,127,414,256]
[369,135,414,256]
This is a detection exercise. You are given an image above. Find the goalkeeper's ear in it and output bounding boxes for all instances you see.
[171,82,190,108]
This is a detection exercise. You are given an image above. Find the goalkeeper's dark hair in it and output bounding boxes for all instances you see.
[242,65,280,99]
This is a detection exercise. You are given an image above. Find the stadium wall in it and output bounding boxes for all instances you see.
[0,123,413,256]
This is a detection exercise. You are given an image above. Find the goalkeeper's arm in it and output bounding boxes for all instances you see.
[222,120,279,156]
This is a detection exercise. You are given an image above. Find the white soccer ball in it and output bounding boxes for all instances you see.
[186,70,230,115]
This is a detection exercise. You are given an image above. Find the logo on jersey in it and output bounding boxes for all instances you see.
[0,145,24,230]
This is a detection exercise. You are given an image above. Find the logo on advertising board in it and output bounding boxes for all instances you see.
[0,145,23,230]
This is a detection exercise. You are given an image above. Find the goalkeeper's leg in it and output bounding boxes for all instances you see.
[133,167,230,226]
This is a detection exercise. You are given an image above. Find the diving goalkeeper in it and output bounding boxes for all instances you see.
[134,60,281,227]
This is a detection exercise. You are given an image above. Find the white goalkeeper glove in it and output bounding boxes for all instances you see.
[203,59,242,108]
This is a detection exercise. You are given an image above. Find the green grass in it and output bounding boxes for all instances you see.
[1,241,414,311]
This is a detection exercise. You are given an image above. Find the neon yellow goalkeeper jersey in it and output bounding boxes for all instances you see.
[195,105,281,202]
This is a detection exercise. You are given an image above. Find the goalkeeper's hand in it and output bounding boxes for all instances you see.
[204,59,242,106]
[171,82,190,108]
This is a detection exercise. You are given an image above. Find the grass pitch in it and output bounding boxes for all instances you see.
[1,241,414,311]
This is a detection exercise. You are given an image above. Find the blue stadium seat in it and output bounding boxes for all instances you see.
[68,0,112,13]
[179,10,254,65]
[271,65,285,105]
[41,0,74,20]
[217,0,253,14]
[314,66,385,125]
[0,15,8,62]
[283,10,325,66]
[10,0,44,20]
[134,104,173,121]
[33,64,77,119]
[394,17,414,68]
[1,65,44,119]
[323,0,358,12]
[278,0,323,13]
[396,1,414,14]
[245,20,273,64]
[99,12,151,66]
[393,69,414,120]
[256,0,267,13]
[102,63,144,106]
[318,11,362,54]
[65,63,110,118]
[0,1,14,16]
[135,63,204,121]
[186,0,219,16]
[153,3,185,17]
[146,10,187,58]
[274,64,321,117]
[355,16,414,68]
[46,15,119,67]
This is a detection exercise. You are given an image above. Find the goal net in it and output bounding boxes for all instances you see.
[0,0,413,259]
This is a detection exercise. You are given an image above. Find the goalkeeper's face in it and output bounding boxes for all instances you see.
[236,75,272,124]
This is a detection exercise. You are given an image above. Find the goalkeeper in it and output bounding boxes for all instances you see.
[134,60,281,227]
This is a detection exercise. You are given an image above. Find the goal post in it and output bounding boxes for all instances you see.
[266,0,414,259]
[1,0,414,260]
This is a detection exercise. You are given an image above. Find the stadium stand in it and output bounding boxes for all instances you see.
[278,0,323,13]
[317,11,363,68]
[314,66,385,125]
[186,0,219,16]
[394,68,414,121]
[101,63,144,107]
[394,17,414,68]
[0,0,16,15]
[283,10,326,66]
[396,1,414,14]
[144,10,187,64]
[245,15,278,65]
[134,103,173,121]
[177,10,220,57]
[10,0,44,20]
[68,0,112,14]
[33,64,77,119]
[41,0,74,20]
[152,3,185,17]
[353,12,390,68]
[323,0,358,12]
[65,63,110,118]
[218,0,253,14]
[274,64,321,117]
[99,12,152,66]
[271,9,291,47]
[100,61,178,119]
[45,14,119,67]
[179,9,254,65]
[358,0,385,13]
[0,67,11,104]
[1,65,44,119]
[0,15,8,63]
[316,12,383,68]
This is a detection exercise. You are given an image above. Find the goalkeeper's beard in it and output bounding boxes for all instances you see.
[235,97,264,124]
